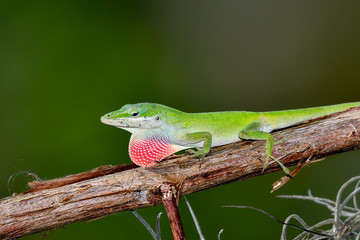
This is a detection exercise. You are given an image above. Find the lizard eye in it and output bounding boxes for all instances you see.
[131,111,139,117]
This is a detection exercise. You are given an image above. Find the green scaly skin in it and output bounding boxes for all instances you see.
[101,102,360,176]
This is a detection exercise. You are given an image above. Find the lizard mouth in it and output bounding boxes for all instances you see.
[100,117,130,128]
[100,116,148,129]
[100,115,164,129]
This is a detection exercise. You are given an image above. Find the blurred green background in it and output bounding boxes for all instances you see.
[1,1,359,239]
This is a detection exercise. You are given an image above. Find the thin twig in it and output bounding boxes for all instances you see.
[277,194,358,215]
[184,196,205,240]
[354,180,360,210]
[223,206,330,238]
[280,175,360,239]
[334,176,360,232]
[217,229,223,240]
[160,183,185,240]
[131,211,158,240]
[156,212,163,240]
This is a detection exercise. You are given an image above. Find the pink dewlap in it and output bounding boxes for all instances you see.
[129,137,179,167]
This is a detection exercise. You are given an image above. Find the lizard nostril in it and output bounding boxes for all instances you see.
[107,114,110,117]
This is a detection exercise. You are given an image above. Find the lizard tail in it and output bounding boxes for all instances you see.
[263,101,360,130]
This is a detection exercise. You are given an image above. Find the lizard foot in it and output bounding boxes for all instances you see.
[262,154,292,178]
[187,149,207,159]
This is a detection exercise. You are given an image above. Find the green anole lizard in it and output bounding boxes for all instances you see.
[101,102,360,175]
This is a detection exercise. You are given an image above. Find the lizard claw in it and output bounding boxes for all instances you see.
[186,149,197,154]
[261,157,270,173]
[274,138,287,145]
[191,152,206,159]
[186,148,207,158]
[187,149,207,159]
[262,154,292,177]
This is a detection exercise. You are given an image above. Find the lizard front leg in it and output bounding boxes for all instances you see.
[238,122,291,176]
[181,132,212,158]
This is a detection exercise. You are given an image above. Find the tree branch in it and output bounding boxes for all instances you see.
[160,183,186,240]
[0,107,359,239]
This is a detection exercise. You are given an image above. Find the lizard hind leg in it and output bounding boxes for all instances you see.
[238,123,291,176]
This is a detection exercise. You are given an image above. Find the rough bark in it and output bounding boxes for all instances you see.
[0,107,359,239]
[161,183,186,240]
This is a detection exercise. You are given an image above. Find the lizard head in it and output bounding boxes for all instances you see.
[101,103,173,132]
